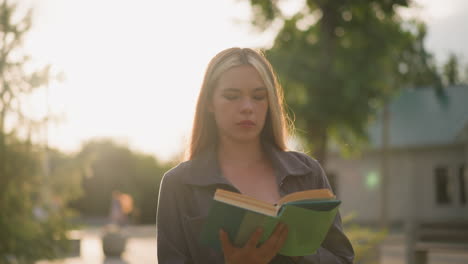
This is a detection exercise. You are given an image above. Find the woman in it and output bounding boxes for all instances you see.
[157,48,354,263]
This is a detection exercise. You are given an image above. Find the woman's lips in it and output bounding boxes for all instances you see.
[237,120,255,127]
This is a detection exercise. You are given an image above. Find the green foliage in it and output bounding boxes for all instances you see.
[248,0,281,29]
[0,137,82,264]
[343,213,388,264]
[247,0,444,162]
[0,1,52,132]
[71,139,171,223]
[0,1,82,262]
[443,53,461,86]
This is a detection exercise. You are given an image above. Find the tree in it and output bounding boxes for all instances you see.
[245,2,445,263]
[71,139,171,224]
[0,1,82,262]
[246,0,443,164]
[443,53,460,85]
[0,0,50,190]
[0,142,84,263]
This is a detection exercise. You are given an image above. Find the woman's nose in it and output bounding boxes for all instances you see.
[240,98,253,114]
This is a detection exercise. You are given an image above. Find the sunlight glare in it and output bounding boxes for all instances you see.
[23,0,272,161]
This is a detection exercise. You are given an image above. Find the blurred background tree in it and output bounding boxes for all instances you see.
[442,52,468,86]
[0,1,83,262]
[70,139,171,224]
[247,0,444,164]
[245,1,452,263]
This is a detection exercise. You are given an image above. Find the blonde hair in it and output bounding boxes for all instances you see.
[187,47,292,160]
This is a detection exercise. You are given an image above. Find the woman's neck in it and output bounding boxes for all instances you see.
[217,138,265,168]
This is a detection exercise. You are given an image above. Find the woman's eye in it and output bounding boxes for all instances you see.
[223,94,238,100]
[253,94,266,101]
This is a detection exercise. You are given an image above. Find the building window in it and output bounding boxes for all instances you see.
[459,165,466,205]
[435,166,451,205]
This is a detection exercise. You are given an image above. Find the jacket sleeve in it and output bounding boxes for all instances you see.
[297,156,355,264]
[156,169,192,264]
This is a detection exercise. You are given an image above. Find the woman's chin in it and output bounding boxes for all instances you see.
[229,134,262,144]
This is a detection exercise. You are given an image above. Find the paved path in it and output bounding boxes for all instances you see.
[37,225,157,264]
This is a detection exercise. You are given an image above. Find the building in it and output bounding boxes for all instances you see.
[326,85,468,263]
[327,85,468,225]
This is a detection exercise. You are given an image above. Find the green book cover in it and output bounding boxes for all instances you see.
[199,194,340,256]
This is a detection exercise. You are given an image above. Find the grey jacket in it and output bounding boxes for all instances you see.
[156,143,354,264]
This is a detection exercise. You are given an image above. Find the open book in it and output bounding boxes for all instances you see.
[200,188,340,256]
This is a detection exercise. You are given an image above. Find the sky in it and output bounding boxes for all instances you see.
[407,0,468,61]
[17,0,468,161]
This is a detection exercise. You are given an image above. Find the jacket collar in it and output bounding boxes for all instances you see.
[180,141,314,186]
[180,145,229,186]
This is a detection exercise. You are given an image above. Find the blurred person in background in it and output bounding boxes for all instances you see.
[110,190,133,226]
[119,192,134,225]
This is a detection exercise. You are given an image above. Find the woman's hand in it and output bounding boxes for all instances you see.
[219,222,289,264]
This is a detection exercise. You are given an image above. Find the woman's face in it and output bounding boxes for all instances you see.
[210,65,269,144]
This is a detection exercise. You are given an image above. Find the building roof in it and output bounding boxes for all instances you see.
[368,85,468,149]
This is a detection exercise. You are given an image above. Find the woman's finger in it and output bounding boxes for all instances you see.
[273,224,288,252]
[244,227,263,249]
[219,229,234,256]
[259,222,286,251]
